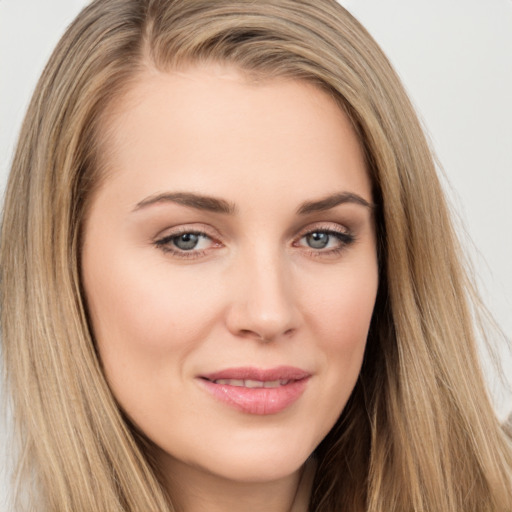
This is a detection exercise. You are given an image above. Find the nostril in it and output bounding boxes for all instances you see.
[237,327,295,342]
[239,329,271,341]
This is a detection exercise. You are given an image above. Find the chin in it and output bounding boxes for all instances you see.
[212,449,310,483]
[157,426,318,485]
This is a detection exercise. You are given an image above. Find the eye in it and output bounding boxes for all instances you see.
[295,226,355,255]
[154,229,218,257]
[172,232,208,251]
[303,231,333,249]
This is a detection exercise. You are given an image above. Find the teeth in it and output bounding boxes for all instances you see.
[212,379,291,388]
[265,379,289,388]
[215,379,244,386]
[245,379,263,388]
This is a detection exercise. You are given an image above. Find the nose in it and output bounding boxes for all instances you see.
[224,248,300,342]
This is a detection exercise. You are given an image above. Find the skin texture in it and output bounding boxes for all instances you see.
[81,64,379,512]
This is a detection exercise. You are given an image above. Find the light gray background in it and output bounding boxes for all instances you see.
[1,0,511,507]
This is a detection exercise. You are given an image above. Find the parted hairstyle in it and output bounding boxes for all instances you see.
[1,0,511,511]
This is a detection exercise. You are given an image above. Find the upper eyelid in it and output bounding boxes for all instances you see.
[154,221,351,242]
[294,227,354,245]
[295,222,351,237]
[154,223,220,241]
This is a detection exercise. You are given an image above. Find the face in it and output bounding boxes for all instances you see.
[82,64,378,492]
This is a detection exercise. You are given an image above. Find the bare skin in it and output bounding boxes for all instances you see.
[82,64,378,512]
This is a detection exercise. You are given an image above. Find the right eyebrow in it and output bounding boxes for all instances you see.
[132,192,237,215]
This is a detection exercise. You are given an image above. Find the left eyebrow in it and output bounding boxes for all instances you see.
[297,192,375,215]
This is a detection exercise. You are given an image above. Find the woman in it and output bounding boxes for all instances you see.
[1,0,511,511]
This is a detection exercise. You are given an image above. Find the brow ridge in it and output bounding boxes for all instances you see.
[134,190,373,216]
[133,192,237,214]
[297,192,374,215]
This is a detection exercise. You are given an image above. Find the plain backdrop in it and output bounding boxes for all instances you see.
[1,0,511,507]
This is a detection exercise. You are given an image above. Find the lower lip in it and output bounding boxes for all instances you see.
[199,378,309,415]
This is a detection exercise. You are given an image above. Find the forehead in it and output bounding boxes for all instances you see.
[95,63,371,207]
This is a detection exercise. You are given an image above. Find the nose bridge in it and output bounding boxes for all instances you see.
[226,241,298,341]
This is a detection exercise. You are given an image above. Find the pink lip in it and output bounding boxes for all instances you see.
[198,366,311,415]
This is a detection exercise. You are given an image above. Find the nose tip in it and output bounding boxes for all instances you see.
[225,256,299,342]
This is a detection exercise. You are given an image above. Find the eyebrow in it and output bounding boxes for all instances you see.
[133,192,237,215]
[297,192,374,214]
[133,190,374,215]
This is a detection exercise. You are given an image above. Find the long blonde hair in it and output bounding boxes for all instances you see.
[1,0,511,510]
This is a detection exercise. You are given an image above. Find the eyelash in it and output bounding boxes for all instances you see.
[154,229,217,260]
[153,225,356,260]
[294,226,356,258]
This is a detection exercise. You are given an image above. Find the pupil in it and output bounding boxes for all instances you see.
[174,233,199,250]
[307,232,329,249]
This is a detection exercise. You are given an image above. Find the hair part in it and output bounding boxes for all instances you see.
[1,1,511,510]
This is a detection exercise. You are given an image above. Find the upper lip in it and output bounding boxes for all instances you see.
[200,366,311,382]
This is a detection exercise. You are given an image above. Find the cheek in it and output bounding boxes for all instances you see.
[82,252,229,439]
[82,241,223,386]
[317,284,376,355]
[301,254,378,347]
[298,256,378,401]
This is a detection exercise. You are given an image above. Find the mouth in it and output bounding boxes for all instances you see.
[204,378,294,388]
[198,366,311,415]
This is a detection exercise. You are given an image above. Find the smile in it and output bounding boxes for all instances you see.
[198,366,311,415]
[208,379,292,388]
